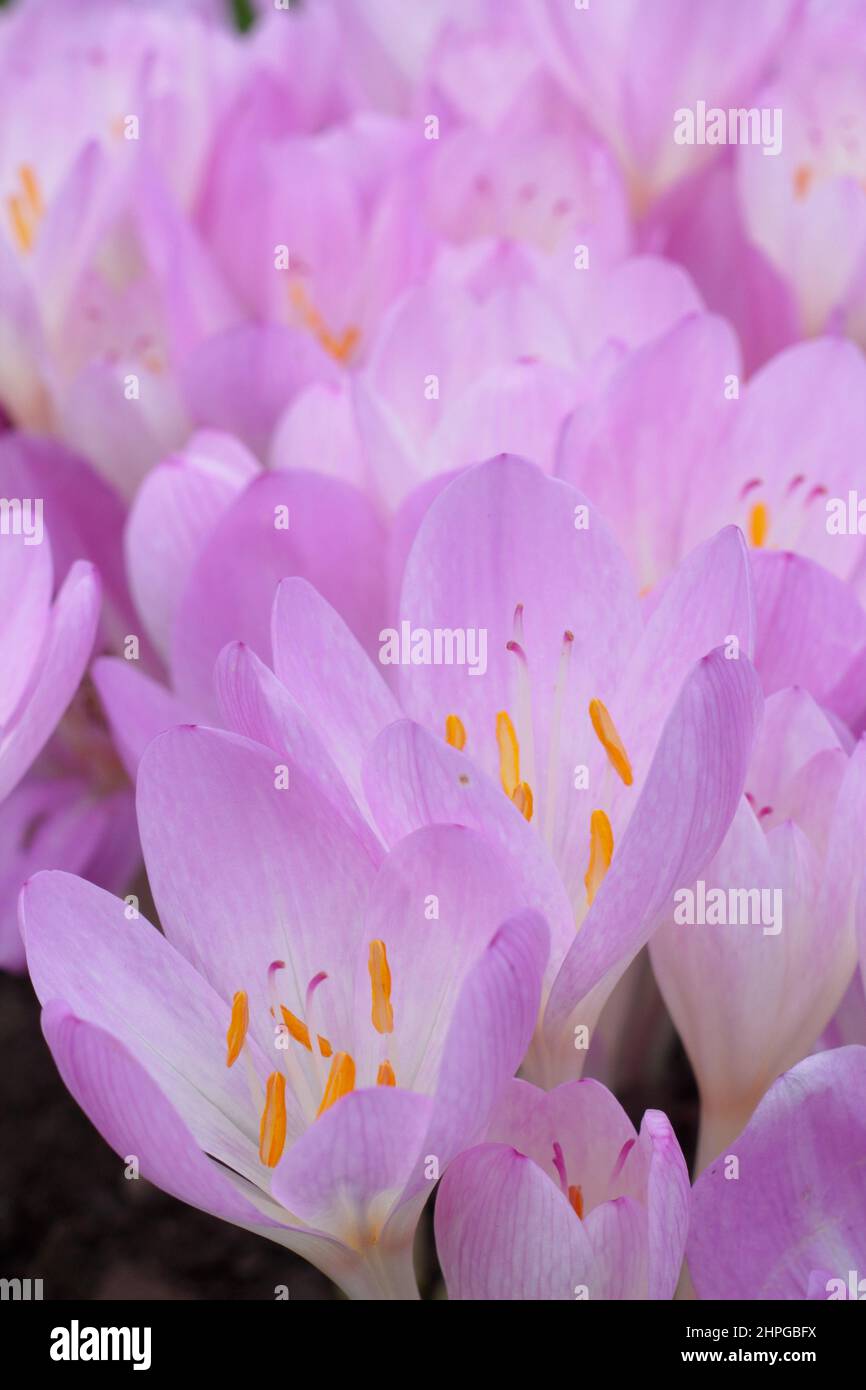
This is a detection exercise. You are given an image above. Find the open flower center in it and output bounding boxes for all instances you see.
[445,603,634,916]
[287,279,360,363]
[741,475,828,551]
[225,942,397,1169]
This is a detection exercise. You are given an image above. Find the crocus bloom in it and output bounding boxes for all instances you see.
[737,7,866,345]
[22,723,548,1299]
[160,455,759,1093]
[0,0,242,488]
[525,0,801,211]
[434,1076,689,1299]
[650,688,866,1170]
[557,321,866,599]
[688,1046,866,1299]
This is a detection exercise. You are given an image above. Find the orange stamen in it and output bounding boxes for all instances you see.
[445,714,467,750]
[316,1051,356,1117]
[225,990,249,1068]
[279,1005,332,1057]
[584,809,614,906]
[369,939,394,1034]
[496,710,520,798]
[377,1060,396,1087]
[589,698,633,786]
[259,1072,287,1167]
[748,501,769,548]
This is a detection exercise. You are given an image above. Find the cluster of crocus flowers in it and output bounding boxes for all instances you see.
[3,0,866,1305]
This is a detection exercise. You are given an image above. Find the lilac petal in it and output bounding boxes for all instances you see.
[171,471,386,712]
[271,1087,433,1243]
[583,1198,649,1299]
[181,323,338,458]
[0,780,110,972]
[614,526,755,780]
[556,316,741,589]
[393,908,549,1223]
[41,1002,276,1228]
[214,639,380,856]
[0,560,100,801]
[92,656,195,779]
[21,871,277,1180]
[137,725,377,1059]
[271,578,400,809]
[688,1046,866,1299]
[435,1143,593,1300]
[752,550,866,701]
[125,431,258,662]
[0,526,52,722]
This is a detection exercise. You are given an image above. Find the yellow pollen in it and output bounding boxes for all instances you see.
[19,165,42,216]
[511,782,533,821]
[377,1060,396,1087]
[225,990,249,1067]
[259,1071,287,1167]
[7,166,43,253]
[793,163,813,199]
[584,809,614,906]
[568,1184,584,1220]
[317,1051,356,1117]
[288,281,359,363]
[496,710,520,798]
[279,1005,332,1057]
[445,714,466,750]
[588,698,633,786]
[748,501,769,548]
[8,195,33,253]
[369,939,394,1034]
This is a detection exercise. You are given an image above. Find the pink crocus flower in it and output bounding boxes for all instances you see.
[557,321,866,594]
[98,454,762,1092]
[524,0,802,212]
[21,723,548,1299]
[688,1045,866,1299]
[351,250,702,510]
[0,0,243,488]
[737,6,866,346]
[434,1076,689,1299]
[650,688,866,1171]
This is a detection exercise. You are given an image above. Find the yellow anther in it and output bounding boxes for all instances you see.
[316,1051,356,1117]
[377,1060,396,1087]
[279,1005,332,1057]
[584,809,614,906]
[496,710,520,798]
[259,1072,287,1167]
[369,939,394,1035]
[288,280,359,363]
[7,166,43,253]
[8,195,32,253]
[568,1184,584,1220]
[19,165,42,217]
[445,714,466,750]
[748,501,769,548]
[225,990,249,1068]
[588,698,633,786]
[511,782,533,821]
[793,163,813,200]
